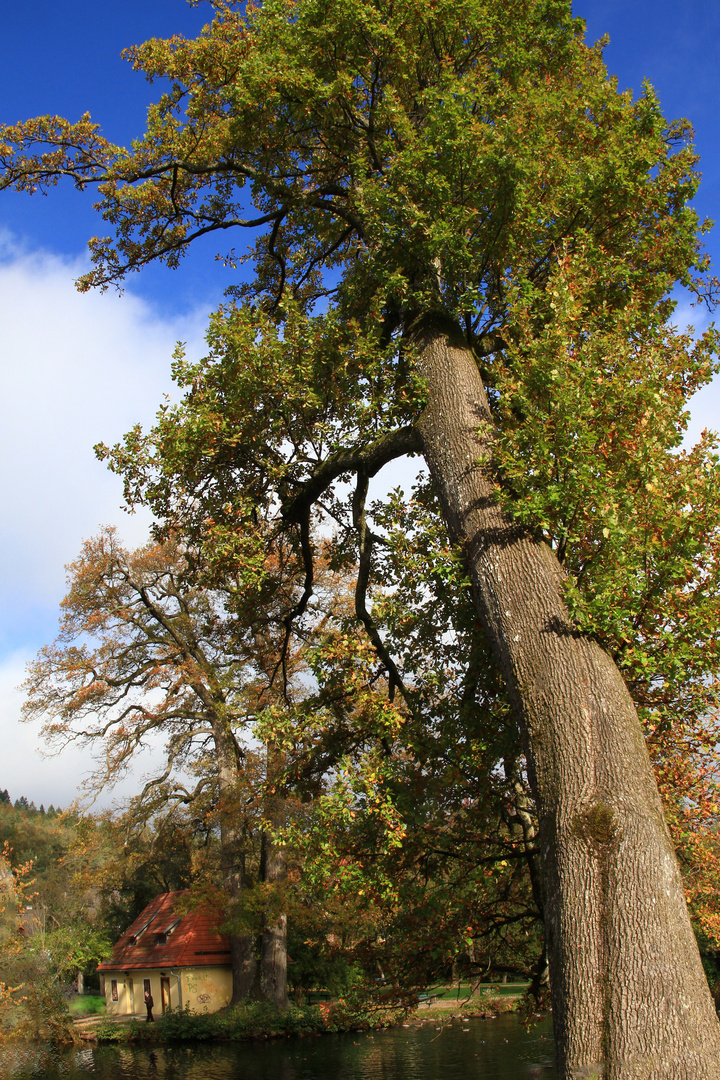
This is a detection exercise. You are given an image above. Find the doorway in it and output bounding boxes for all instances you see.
[160,976,171,1014]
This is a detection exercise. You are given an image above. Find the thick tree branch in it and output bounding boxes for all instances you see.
[271,506,315,696]
[353,470,412,707]
[281,424,423,525]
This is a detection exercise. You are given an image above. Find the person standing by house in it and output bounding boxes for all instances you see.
[144,988,154,1022]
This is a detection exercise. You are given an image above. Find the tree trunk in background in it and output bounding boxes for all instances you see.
[413,313,720,1080]
[259,831,288,1009]
[259,749,289,1010]
[213,716,257,1004]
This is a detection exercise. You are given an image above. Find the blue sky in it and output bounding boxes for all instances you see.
[2,2,719,313]
[0,1,718,806]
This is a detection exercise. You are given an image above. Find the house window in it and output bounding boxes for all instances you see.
[143,978,152,997]
[154,918,181,945]
[128,914,158,945]
[111,980,118,1002]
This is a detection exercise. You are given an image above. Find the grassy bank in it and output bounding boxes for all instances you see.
[430,982,529,1001]
[68,996,105,1018]
[89,993,517,1045]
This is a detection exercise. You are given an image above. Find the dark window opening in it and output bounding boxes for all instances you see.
[154,918,181,946]
[128,914,158,945]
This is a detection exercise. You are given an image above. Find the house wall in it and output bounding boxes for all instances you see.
[180,965,232,1013]
[102,966,231,1016]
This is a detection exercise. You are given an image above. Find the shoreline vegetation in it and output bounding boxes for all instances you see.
[66,986,526,1047]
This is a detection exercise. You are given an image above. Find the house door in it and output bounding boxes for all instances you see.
[161,976,171,1014]
[128,978,134,1014]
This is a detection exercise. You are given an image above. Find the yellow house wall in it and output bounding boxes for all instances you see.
[180,965,232,1013]
[103,971,138,1016]
[102,966,231,1016]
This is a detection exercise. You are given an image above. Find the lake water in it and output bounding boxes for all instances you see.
[0,1014,557,1079]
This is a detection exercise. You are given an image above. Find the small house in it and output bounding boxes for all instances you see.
[98,891,232,1016]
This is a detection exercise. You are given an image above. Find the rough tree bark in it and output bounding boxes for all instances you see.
[211,714,258,1004]
[259,834,288,1008]
[259,748,289,1010]
[412,313,720,1079]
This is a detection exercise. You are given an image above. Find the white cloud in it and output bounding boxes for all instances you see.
[0,651,162,810]
[672,295,720,445]
[685,380,720,445]
[0,239,207,807]
[0,240,207,642]
[0,652,84,807]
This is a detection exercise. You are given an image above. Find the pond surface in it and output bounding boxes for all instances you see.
[0,1014,557,1080]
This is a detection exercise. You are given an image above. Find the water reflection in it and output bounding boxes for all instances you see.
[0,1014,556,1080]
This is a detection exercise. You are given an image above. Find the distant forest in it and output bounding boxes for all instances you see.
[0,789,59,816]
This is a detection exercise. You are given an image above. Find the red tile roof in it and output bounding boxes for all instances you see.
[98,891,232,972]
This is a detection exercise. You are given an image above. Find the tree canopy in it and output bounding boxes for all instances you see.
[4,1,720,1074]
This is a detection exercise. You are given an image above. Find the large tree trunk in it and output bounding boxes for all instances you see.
[213,717,258,1004]
[259,832,288,1009]
[413,313,720,1079]
[259,749,289,1010]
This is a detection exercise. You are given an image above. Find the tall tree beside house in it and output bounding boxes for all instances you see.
[21,528,308,1007]
[272,480,545,996]
[285,476,720,1006]
[4,1,720,1073]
